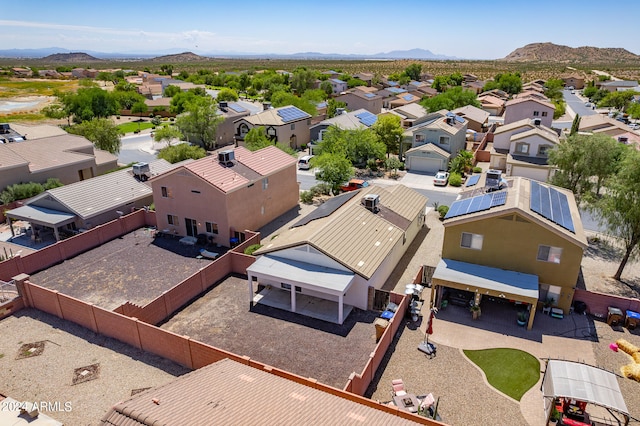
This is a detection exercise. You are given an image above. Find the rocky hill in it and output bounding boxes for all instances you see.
[501,42,640,63]
[41,52,101,62]
[149,51,209,62]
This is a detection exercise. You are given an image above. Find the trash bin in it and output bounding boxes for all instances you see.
[374,318,389,342]
[626,310,640,330]
[607,307,624,326]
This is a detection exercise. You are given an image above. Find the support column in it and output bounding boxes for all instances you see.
[247,274,254,306]
[53,227,61,242]
[527,308,536,331]
[290,287,296,313]
[338,293,344,324]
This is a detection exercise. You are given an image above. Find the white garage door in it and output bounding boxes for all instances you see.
[408,156,443,173]
[511,166,549,183]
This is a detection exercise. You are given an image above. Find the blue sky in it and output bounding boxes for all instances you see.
[2,0,639,59]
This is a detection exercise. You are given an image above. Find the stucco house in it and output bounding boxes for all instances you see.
[328,78,348,95]
[561,75,585,89]
[503,97,555,128]
[384,103,429,128]
[233,105,312,149]
[490,118,561,182]
[309,108,377,142]
[477,94,506,116]
[6,159,178,242]
[151,146,299,247]
[247,184,427,324]
[335,89,383,115]
[402,112,468,173]
[451,105,490,132]
[579,114,632,137]
[597,80,640,92]
[388,92,422,109]
[0,124,118,192]
[432,177,587,329]
[215,101,251,146]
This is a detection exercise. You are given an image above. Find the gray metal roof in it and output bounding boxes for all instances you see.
[6,204,76,226]
[543,360,629,416]
[433,258,539,300]
[247,255,354,295]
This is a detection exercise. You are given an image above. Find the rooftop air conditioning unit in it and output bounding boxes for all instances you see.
[0,123,9,134]
[485,169,505,192]
[363,194,380,213]
[132,162,150,181]
[218,101,228,112]
[218,150,235,167]
[533,118,542,126]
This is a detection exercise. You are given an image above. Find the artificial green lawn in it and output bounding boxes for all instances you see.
[116,121,156,134]
[463,348,540,401]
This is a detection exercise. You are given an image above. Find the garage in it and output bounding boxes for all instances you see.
[509,164,551,182]
[405,143,449,173]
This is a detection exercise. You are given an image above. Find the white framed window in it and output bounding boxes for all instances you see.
[167,214,178,225]
[542,111,548,117]
[439,136,450,145]
[415,134,426,144]
[461,232,483,250]
[515,142,529,154]
[161,186,168,198]
[205,222,218,234]
[533,111,540,117]
[537,245,562,263]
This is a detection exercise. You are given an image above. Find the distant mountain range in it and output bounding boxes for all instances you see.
[501,42,640,63]
[0,47,456,60]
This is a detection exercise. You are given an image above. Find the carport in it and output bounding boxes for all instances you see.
[247,255,355,324]
[542,359,630,425]
[430,258,539,330]
[6,204,76,242]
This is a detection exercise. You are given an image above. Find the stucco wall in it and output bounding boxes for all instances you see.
[504,102,554,128]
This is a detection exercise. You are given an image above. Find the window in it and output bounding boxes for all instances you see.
[537,245,562,263]
[262,177,268,190]
[239,123,250,137]
[542,111,548,117]
[461,232,483,250]
[439,136,450,145]
[415,134,425,144]
[161,186,168,198]
[290,123,295,130]
[538,145,551,156]
[515,142,529,154]
[533,111,540,117]
[205,222,218,234]
[167,214,178,225]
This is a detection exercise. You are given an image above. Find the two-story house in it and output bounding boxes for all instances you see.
[383,103,429,129]
[215,101,251,146]
[503,97,555,128]
[150,146,299,247]
[490,118,561,182]
[402,112,468,173]
[328,78,348,95]
[247,184,427,324]
[233,105,312,149]
[309,108,377,142]
[451,105,490,132]
[335,89,383,115]
[432,177,587,329]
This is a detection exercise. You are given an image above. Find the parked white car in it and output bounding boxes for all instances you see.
[433,171,450,186]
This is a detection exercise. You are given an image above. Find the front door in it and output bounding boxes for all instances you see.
[185,218,197,237]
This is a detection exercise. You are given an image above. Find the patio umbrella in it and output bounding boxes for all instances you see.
[424,308,436,344]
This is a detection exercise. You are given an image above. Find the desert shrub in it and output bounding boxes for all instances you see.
[311,183,332,196]
[449,172,463,187]
[244,244,263,255]
[300,191,314,204]
[473,166,482,173]
[437,204,449,218]
[0,179,61,204]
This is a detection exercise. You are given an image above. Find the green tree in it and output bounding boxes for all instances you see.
[157,144,206,163]
[544,78,564,101]
[346,78,366,88]
[42,102,71,126]
[164,85,181,97]
[420,86,480,112]
[449,150,473,175]
[484,73,522,95]
[627,103,640,119]
[599,91,637,111]
[320,80,333,96]
[591,148,640,280]
[312,152,354,193]
[552,100,566,119]
[113,90,145,110]
[326,99,346,118]
[290,68,316,94]
[217,88,239,102]
[372,114,404,155]
[131,101,148,131]
[170,90,202,114]
[270,91,317,116]
[153,125,184,147]
[70,118,123,154]
[344,128,386,167]
[570,114,581,136]
[384,156,403,178]
[404,63,422,81]
[582,83,597,99]
[244,127,273,151]
[174,96,223,150]
[160,64,173,76]
[60,87,119,123]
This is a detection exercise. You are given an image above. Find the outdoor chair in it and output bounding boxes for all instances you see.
[392,379,407,397]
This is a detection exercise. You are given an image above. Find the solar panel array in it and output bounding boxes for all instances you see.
[277,107,308,123]
[465,174,480,187]
[364,93,376,98]
[529,181,575,233]
[355,111,377,127]
[228,103,246,113]
[444,191,508,219]
[403,94,413,101]
[446,112,465,124]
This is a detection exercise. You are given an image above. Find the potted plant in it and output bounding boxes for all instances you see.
[543,297,555,315]
[470,304,481,320]
[517,310,528,326]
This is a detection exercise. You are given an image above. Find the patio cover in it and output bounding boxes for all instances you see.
[6,204,76,227]
[542,360,629,418]
[432,258,539,301]
[247,255,354,295]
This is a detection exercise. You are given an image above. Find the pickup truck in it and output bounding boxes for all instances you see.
[340,179,369,192]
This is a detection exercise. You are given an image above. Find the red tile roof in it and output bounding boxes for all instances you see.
[235,145,297,176]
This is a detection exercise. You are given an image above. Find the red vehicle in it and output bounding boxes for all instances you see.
[340,179,369,192]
